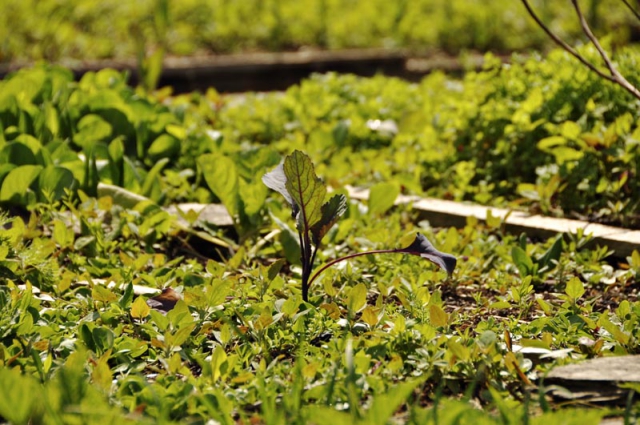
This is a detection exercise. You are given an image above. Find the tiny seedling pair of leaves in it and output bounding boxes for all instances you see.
[263,150,457,302]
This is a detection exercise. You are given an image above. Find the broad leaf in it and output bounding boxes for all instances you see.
[398,233,457,276]
[536,236,563,272]
[198,154,239,218]
[565,277,585,300]
[283,151,326,231]
[311,194,347,245]
[131,296,151,319]
[347,282,367,314]
[429,304,448,327]
[368,182,399,215]
[37,165,75,202]
[511,246,534,277]
[0,164,42,205]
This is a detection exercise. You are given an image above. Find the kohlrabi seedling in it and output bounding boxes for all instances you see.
[263,150,457,302]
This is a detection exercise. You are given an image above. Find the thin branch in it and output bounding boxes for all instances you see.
[619,0,640,22]
[571,0,640,100]
[520,0,616,83]
[521,0,640,102]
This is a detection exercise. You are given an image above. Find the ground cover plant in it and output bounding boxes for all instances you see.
[1,44,640,422]
[0,0,636,64]
[1,181,639,423]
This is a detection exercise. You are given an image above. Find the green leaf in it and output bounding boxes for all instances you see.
[238,180,268,217]
[141,157,169,199]
[207,279,231,307]
[283,150,326,231]
[92,285,117,303]
[311,194,347,245]
[537,136,566,150]
[108,137,125,186]
[0,368,41,424]
[211,346,228,382]
[150,309,169,330]
[0,164,42,205]
[82,150,99,197]
[302,406,352,425]
[92,327,115,353]
[53,218,73,248]
[167,323,195,348]
[74,114,112,149]
[536,236,563,272]
[511,246,534,277]
[119,282,134,309]
[131,295,151,319]
[364,379,422,425]
[265,258,285,283]
[368,182,399,215]
[148,134,180,162]
[429,304,448,327]
[37,165,75,202]
[398,233,457,276]
[565,277,585,300]
[199,154,239,218]
[347,283,367,315]
[0,142,37,165]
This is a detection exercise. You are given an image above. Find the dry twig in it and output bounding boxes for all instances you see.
[521,0,640,101]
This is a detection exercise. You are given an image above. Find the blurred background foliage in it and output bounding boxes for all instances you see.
[0,0,637,64]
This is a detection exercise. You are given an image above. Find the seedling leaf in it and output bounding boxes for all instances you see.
[398,233,457,276]
[311,194,347,245]
[283,150,326,231]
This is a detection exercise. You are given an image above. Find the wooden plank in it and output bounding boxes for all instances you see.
[347,186,640,258]
[0,49,506,94]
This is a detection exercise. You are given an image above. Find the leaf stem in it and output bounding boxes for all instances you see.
[307,248,400,289]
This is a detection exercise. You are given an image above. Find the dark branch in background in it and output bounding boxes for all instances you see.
[619,0,640,22]
[521,0,640,101]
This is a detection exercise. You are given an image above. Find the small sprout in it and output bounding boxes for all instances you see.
[263,150,456,302]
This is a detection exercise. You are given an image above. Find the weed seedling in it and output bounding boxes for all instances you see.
[263,150,457,302]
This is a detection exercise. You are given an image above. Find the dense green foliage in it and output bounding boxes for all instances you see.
[0,193,638,423]
[0,0,636,63]
[1,45,640,423]
[2,45,640,226]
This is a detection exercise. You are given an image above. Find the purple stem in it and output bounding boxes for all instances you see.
[307,248,402,288]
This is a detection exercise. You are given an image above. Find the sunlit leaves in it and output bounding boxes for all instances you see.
[368,182,399,216]
[283,150,327,231]
[131,296,151,319]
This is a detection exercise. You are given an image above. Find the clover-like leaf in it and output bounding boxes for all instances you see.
[398,233,457,276]
[283,151,326,232]
[311,194,347,245]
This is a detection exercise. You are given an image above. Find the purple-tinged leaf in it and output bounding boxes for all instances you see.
[283,151,326,232]
[262,163,299,216]
[398,233,457,276]
[311,194,347,245]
